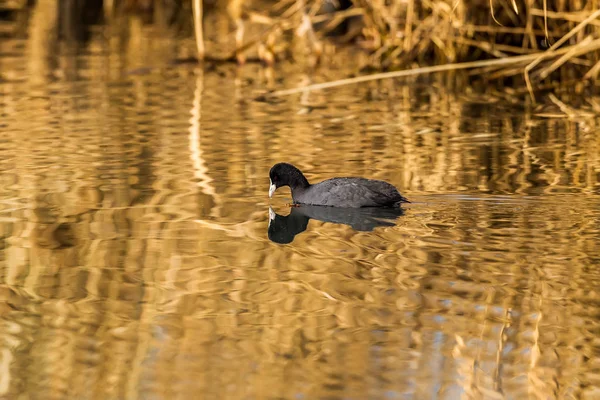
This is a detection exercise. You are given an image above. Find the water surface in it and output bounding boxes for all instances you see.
[1,10,600,400]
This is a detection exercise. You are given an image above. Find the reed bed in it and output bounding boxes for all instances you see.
[4,0,599,98]
[181,0,600,100]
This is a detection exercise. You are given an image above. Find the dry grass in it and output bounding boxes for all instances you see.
[183,0,600,101]
[29,0,599,100]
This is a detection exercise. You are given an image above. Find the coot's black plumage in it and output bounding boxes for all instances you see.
[268,163,410,208]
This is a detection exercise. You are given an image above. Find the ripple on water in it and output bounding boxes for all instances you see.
[1,24,600,400]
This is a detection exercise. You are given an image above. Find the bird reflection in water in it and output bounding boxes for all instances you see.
[268,205,405,244]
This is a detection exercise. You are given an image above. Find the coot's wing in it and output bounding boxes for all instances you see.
[313,178,405,207]
[352,179,405,207]
[360,179,409,206]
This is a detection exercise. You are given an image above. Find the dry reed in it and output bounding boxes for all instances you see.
[185,0,600,101]
[3,0,598,98]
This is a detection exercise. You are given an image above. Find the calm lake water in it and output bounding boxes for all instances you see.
[1,8,600,400]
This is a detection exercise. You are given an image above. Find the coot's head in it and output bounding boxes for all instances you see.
[269,163,310,197]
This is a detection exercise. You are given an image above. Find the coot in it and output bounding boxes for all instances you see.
[268,163,410,208]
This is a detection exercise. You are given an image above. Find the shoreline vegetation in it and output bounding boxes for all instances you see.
[187,0,600,103]
[2,0,600,104]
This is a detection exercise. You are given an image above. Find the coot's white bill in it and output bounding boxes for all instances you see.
[269,180,276,198]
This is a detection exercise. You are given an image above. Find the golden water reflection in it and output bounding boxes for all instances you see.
[1,12,600,400]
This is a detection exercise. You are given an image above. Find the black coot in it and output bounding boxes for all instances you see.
[269,163,410,208]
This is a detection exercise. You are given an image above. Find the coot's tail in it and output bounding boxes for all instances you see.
[390,195,410,208]
[398,195,411,204]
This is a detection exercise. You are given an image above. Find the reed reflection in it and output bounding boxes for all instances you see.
[2,6,600,398]
[268,205,405,244]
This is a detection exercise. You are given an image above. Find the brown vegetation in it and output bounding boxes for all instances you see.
[2,0,598,99]
[187,0,600,101]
